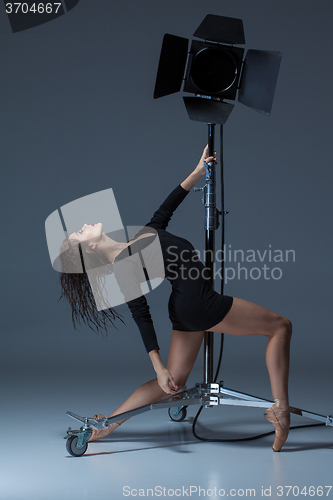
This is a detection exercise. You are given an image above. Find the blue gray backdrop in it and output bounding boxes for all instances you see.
[1,1,332,498]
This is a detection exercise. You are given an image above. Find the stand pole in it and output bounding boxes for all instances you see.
[204,123,216,384]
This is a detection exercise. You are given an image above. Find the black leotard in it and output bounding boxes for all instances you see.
[116,184,233,353]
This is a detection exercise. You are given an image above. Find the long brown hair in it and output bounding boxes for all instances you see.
[58,238,124,334]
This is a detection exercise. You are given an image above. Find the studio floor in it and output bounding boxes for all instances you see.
[2,369,332,500]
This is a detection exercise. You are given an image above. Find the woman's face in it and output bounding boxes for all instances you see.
[69,222,104,244]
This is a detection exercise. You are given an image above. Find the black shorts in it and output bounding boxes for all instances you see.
[168,289,234,332]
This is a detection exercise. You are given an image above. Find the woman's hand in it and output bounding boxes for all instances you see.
[156,367,178,395]
[194,144,217,177]
[148,350,178,394]
[180,145,218,191]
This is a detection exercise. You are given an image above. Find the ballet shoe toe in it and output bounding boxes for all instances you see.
[264,405,290,452]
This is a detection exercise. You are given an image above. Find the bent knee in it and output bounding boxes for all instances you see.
[276,315,292,337]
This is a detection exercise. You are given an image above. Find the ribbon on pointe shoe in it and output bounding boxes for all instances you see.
[264,399,290,452]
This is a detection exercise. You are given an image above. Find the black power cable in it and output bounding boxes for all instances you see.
[191,124,325,443]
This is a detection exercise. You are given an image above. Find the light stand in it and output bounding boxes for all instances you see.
[64,15,333,457]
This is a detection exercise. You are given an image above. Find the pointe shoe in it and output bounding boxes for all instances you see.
[88,414,121,442]
[264,399,290,452]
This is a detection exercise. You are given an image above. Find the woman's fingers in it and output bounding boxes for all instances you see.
[157,368,179,394]
[168,377,178,393]
[200,146,217,167]
[163,384,174,394]
[161,380,177,394]
[204,155,217,165]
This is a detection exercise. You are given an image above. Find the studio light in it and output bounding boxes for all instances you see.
[154,14,282,123]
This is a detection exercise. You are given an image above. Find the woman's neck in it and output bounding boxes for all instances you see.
[98,234,129,263]
[99,232,155,263]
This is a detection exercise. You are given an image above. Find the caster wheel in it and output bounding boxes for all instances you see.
[66,436,88,457]
[168,406,187,422]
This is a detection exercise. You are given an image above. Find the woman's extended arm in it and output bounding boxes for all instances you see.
[180,145,217,192]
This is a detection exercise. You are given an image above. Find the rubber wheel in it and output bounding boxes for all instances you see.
[66,436,88,457]
[168,407,187,422]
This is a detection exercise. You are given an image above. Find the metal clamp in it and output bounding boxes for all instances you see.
[196,382,220,395]
[202,396,219,407]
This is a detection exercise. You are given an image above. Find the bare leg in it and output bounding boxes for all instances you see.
[208,297,292,451]
[88,329,205,441]
[207,297,292,401]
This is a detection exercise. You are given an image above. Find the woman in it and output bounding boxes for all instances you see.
[60,146,292,452]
